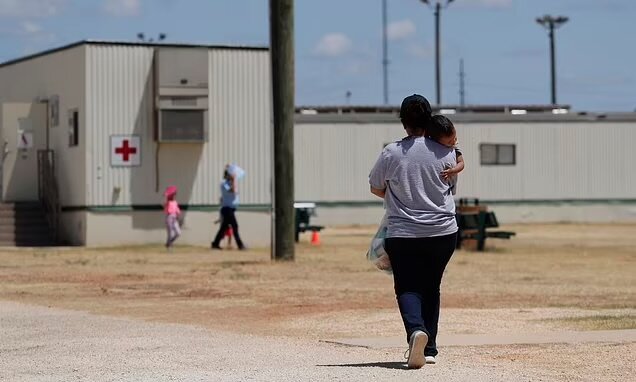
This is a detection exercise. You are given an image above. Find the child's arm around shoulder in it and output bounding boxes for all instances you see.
[441,148,464,180]
[454,149,465,172]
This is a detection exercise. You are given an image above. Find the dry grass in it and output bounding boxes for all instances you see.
[0,223,634,339]
[545,314,636,331]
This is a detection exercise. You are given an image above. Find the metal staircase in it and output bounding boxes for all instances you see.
[0,202,55,246]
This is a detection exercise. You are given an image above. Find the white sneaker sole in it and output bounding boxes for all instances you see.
[407,331,428,369]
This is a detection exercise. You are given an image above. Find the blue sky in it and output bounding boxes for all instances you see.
[1,0,635,111]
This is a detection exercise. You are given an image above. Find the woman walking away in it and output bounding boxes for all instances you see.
[164,185,182,251]
[368,94,458,369]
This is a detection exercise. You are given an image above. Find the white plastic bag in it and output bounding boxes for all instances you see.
[227,163,245,180]
[366,215,392,274]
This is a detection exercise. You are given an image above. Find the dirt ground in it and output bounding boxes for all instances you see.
[1,223,635,380]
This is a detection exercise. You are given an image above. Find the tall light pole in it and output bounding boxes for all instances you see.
[536,15,569,105]
[382,0,389,105]
[459,58,465,107]
[420,0,454,105]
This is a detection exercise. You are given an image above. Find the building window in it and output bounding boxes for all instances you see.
[480,143,516,165]
[158,110,206,142]
[68,109,79,147]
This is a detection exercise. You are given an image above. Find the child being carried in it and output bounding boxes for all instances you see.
[428,115,465,194]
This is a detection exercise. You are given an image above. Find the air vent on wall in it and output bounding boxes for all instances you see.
[155,48,209,143]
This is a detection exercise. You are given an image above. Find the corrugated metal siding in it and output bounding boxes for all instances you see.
[455,123,524,200]
[86,45,155,206]
[86,45,271,206]
[295,123,401,201]
[0,45,86,206]
[207,49,271,205]
[295,121,636,202]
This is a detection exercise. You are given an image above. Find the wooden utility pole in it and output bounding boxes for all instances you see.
[270,0,295,261]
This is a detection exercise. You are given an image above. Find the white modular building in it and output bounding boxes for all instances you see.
[1,41,635,247]
[0,41,273,246]
[295,110,636,226]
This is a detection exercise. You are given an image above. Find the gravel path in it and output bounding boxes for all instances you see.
[331,329,636,348]
[1,301,633,382]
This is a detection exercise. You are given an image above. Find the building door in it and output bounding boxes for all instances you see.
[0,102,47,201]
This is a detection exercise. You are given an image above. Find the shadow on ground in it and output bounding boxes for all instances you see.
[317,361,407,370]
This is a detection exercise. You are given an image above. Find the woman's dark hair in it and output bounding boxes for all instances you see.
[428,115,456,140]
[401,103,433,130]
[399,94,433,131]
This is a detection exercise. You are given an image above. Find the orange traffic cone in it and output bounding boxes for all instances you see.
[311,230,321,246]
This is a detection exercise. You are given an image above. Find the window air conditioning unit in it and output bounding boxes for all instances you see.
[155,48,209,143]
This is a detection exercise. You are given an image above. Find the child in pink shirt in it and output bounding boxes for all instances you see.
[164,185,181,250]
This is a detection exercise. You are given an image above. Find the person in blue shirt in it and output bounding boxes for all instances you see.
[211,168,246,250]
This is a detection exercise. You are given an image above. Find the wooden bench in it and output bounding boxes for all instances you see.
[294,202,325,243]
[456,199,516,251]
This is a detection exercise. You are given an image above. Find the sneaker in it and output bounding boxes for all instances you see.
[211,243,222,250]
[425,356,436,364]
[405,330,428,369]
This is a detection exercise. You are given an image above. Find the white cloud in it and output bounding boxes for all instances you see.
[457,0,512,8]
[102,0,141,17]
[21,21,42,34]
[0,0,65,18]
[408,43,434,59]
[0,18,54,43]
[314,33,352,57]
[387,20,416,41]
[342,61,368,76]
[12,20,56,44]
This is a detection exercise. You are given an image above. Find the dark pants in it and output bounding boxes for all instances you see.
[384,233,457,357]
[212,207,245,249]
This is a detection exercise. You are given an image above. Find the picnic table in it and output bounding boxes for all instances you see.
[456,198,516,251]
[294,202,324,243]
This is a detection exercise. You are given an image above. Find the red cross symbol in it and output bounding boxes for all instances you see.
[114,140,137,162]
